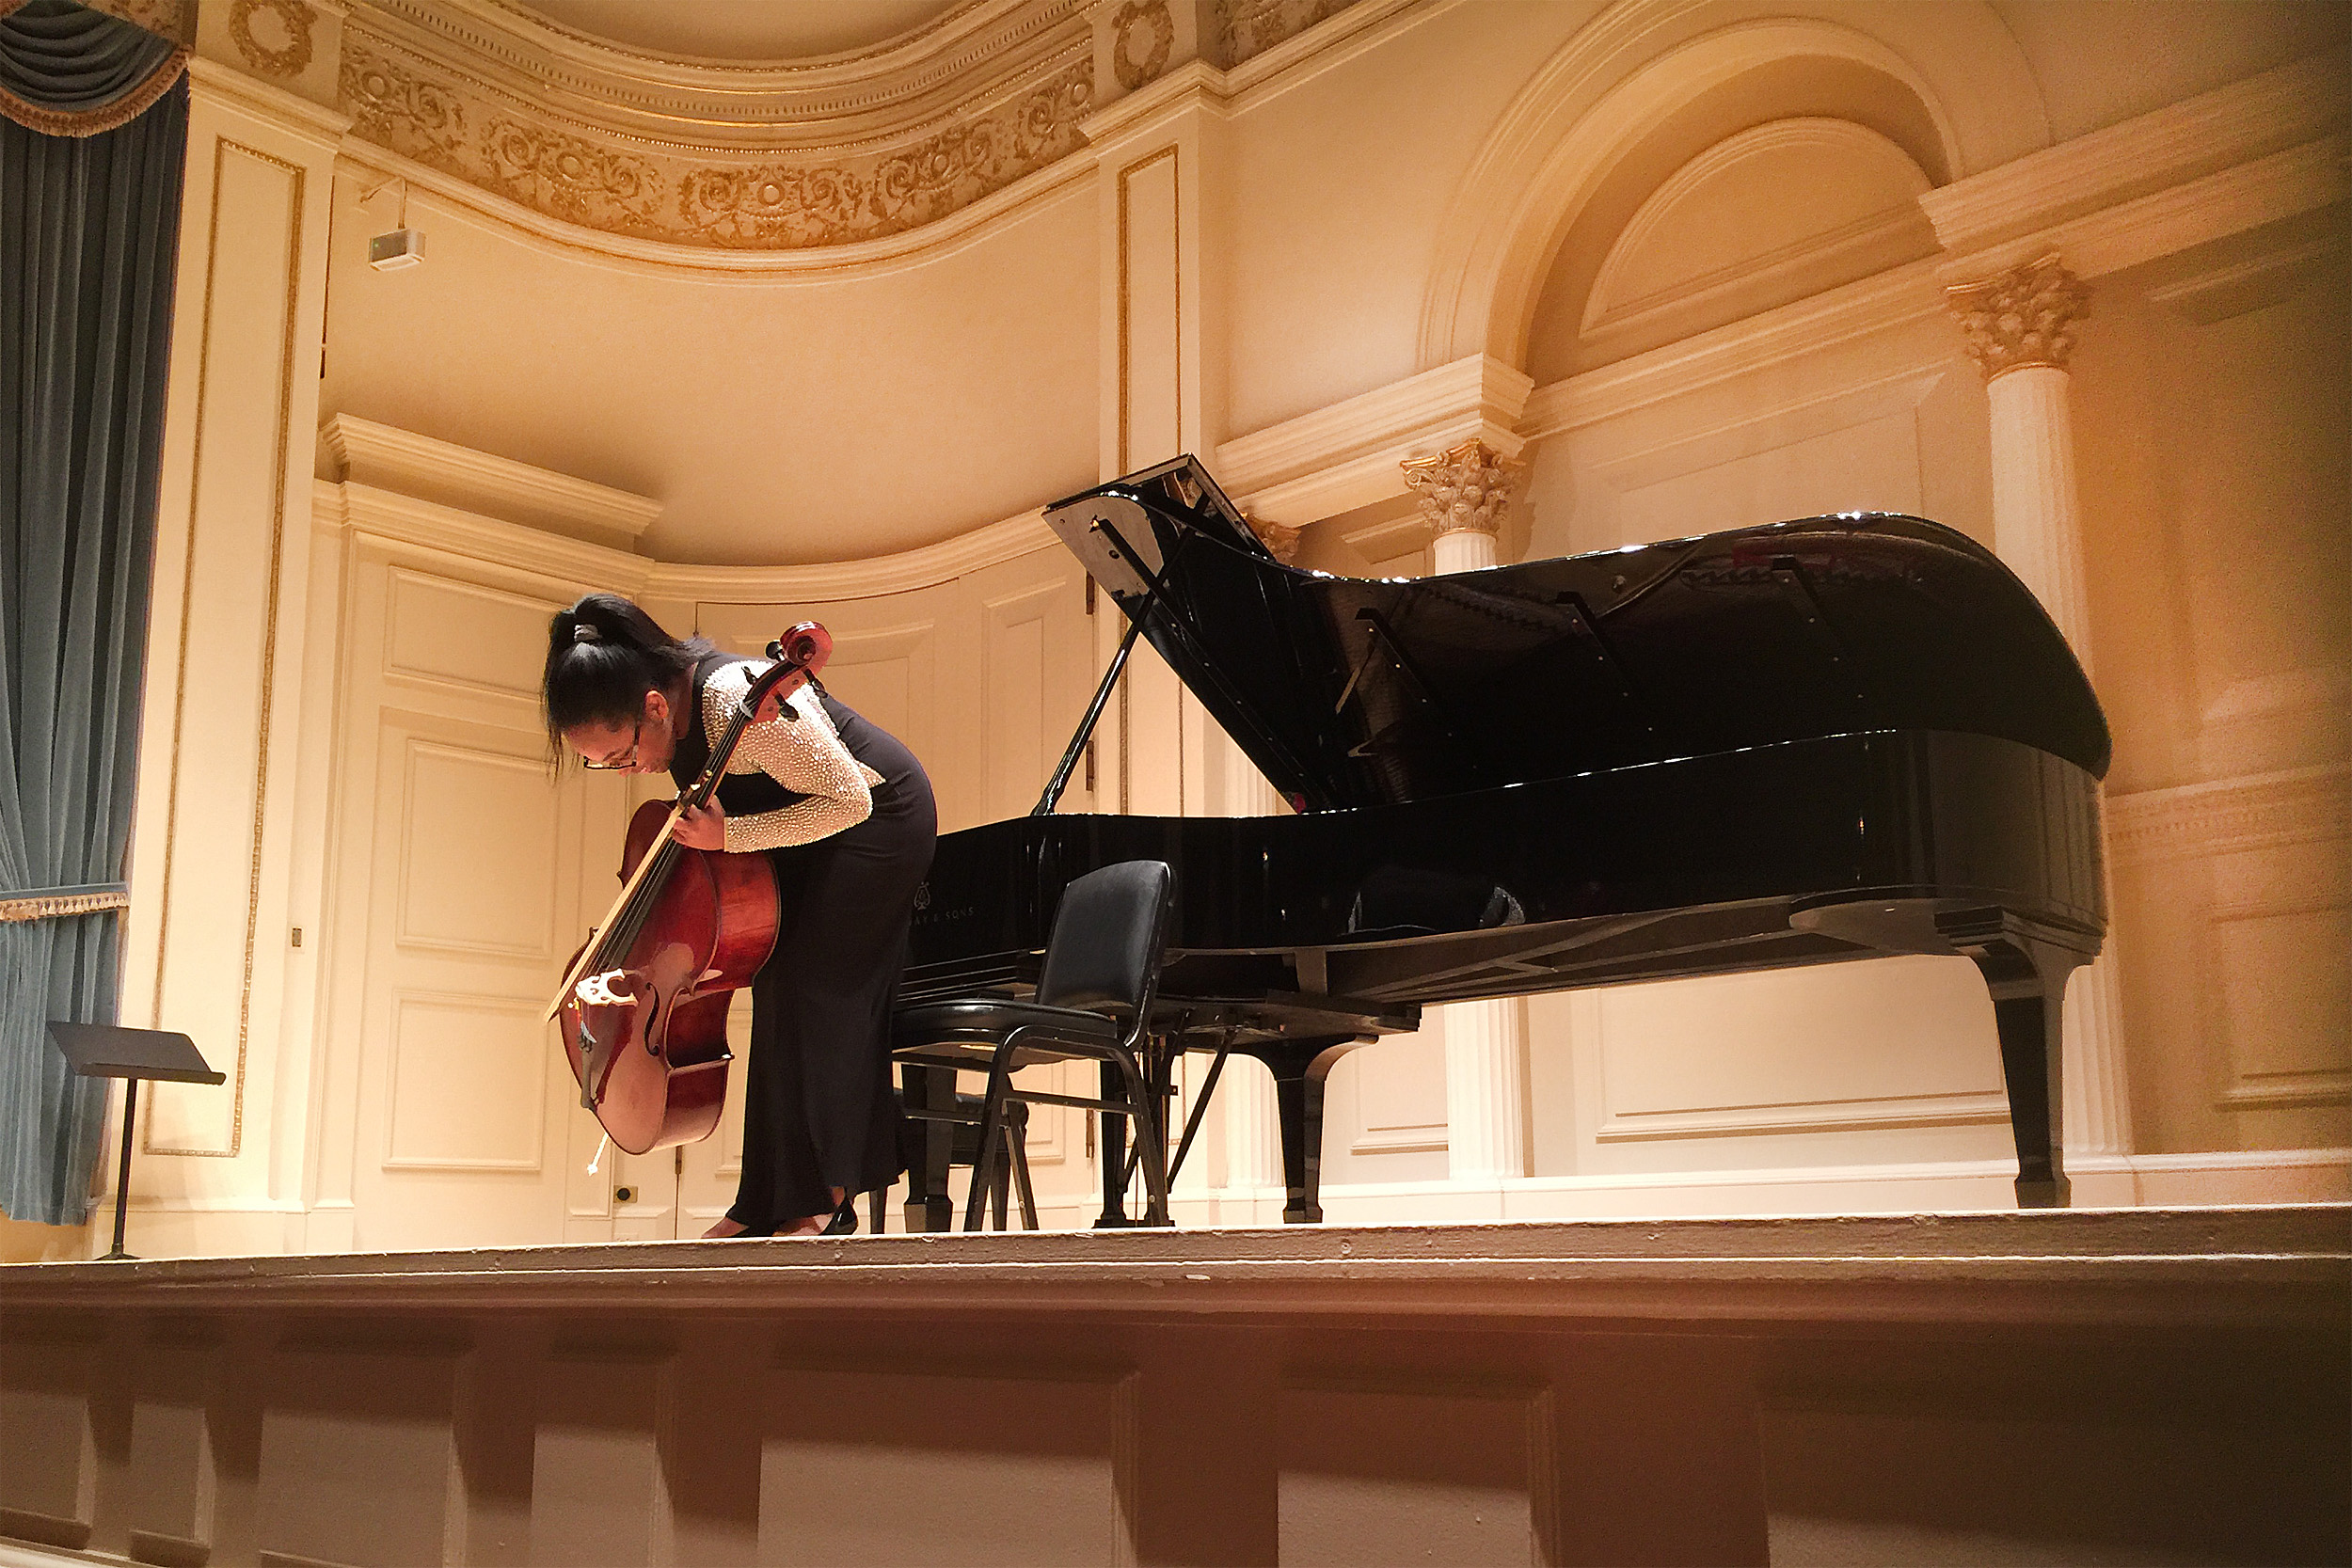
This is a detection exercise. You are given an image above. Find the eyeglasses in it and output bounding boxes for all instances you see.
[580,717,643,771]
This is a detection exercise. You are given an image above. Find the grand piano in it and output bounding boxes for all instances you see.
[898,456,2109,1225]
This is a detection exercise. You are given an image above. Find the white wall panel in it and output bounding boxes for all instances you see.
[385,570,557,700]
[385,994,549,1171]
[396,742,560,959]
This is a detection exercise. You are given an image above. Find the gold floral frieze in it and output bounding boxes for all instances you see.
[78,0,187,41]
[1216,0,1357,68]
[342,36,1093,250]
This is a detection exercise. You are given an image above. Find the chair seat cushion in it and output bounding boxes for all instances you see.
[893,998,1125,1054]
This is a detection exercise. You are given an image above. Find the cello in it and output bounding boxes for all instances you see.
[544,624,833,1154]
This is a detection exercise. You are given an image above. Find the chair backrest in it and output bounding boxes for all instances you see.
[1036,860,1173,1018]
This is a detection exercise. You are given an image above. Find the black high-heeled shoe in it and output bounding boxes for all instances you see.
[819,1198,858,1236]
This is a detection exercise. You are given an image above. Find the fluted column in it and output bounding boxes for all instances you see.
[1947,255,2131,1157]
[1402,441,1529,1181]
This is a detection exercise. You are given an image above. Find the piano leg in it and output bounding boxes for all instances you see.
[898,1062,957,1233]
[1943,911,2092,1210]
[1253,1037,1365,1225]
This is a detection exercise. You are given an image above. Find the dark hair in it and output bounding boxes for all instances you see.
[541,593,714,765]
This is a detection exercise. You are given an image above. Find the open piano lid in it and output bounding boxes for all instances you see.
[1043,455,2112,814]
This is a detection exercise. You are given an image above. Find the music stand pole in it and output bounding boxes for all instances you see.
[107,1080,138,1261]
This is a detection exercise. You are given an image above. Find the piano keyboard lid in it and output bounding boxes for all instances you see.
[1043,457,2111,814]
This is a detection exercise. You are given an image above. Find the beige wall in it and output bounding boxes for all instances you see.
[19,0,2349,1260]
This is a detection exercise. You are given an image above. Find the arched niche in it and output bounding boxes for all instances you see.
[1418,3,2049,372]
[1528,103,1939,382]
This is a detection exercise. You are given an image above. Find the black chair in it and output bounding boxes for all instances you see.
[892,859,1175,1229]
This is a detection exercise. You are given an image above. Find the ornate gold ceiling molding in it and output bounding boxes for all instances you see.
[1217,0,1354,70]
[326,0,1371,257]
[79,0,189,42]
[340,0,1093,251]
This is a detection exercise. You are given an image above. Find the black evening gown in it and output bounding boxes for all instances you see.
[668,653,937,1230]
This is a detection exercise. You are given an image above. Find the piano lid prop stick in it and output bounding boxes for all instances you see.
[1034,601,1149,816]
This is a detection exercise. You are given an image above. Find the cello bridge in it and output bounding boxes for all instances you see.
[576,969,636,1008]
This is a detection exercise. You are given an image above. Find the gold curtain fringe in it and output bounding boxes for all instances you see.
[0,890,132,924]
[0,40,185,137]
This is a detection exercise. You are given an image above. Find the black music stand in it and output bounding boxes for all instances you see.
[47,1022,223,1261]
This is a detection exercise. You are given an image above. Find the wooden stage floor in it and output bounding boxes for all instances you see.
[4,1206,2346,1565]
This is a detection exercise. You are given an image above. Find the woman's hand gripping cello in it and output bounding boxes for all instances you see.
[668,678,796,852]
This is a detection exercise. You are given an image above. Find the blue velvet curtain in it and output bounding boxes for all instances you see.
[0,0,186,1226]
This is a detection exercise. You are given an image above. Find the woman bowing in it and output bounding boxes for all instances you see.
[543,593,936,1237]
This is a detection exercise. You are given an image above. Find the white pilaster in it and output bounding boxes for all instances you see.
[1403,441,1531,1180]
[1947,256,2132,1157]
[1210,711,1285,1204]
[1985,366,2093,657]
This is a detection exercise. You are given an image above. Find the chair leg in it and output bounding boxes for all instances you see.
[1106,1042,1172,1227]
[1136,1043,1173,1227]
[1009,1121,1039,1231]
[963,1037,1022,1233]
[868,1187,886,1236]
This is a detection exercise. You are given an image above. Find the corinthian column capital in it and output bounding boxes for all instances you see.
[1947,254,2091,380]
[1244,513,1302,565]
[1400,438,1520,542]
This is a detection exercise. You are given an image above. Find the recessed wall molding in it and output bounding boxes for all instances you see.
[1235,43,2343,542]
[1581,118,1931,338]
[1216,353,1533,525]
[315,423,1062,607]
[652,511,1059,601]
[321,414,660,548]
[319,481,656,595]
[187,54,352,142]
[1919,48,2350,263]
[1595,1089,2011,1143]
[1521,259,1948,447]
[1938,135,2351,289]
[2107,765,2352,869]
